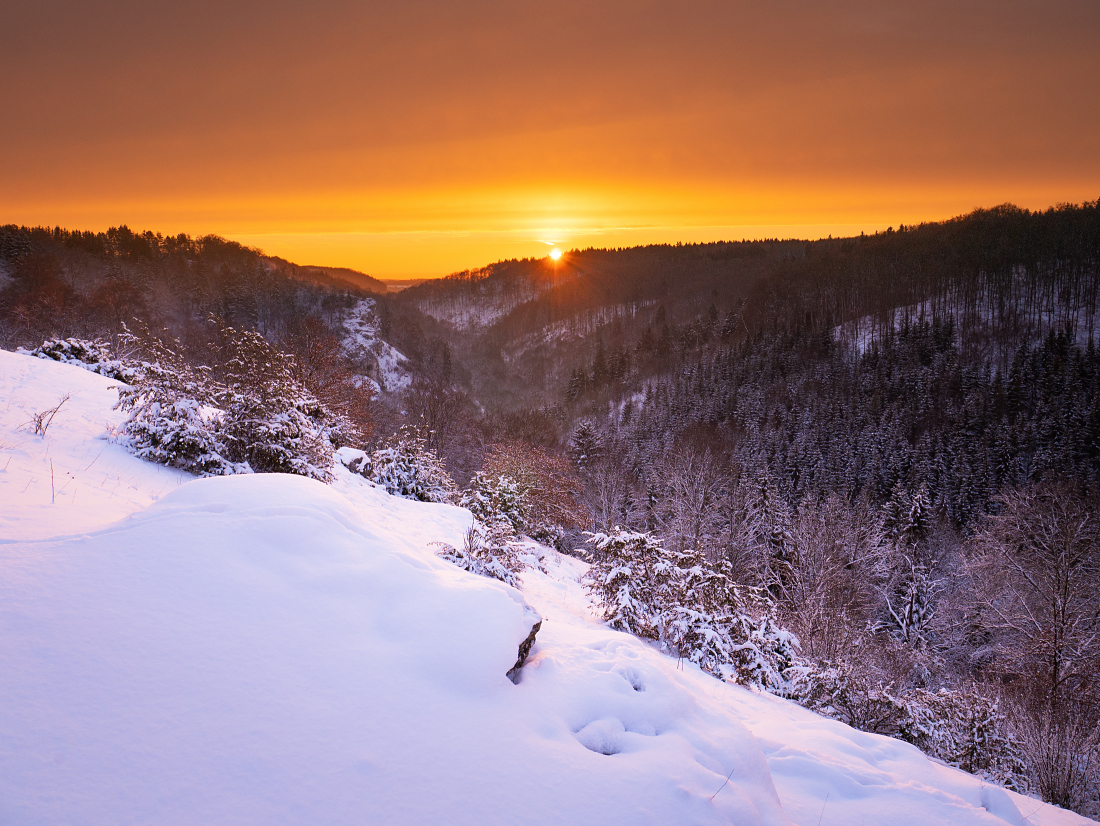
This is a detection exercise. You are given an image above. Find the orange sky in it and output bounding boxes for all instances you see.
[2,1,1098,278]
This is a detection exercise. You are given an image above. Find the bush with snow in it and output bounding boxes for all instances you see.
[583,528,667,638]
[722,612,801,694]
[662,558,800,693]
[360,427,458,503]
[582,529,801,693]
[791,661,1025,789]
[111,325,354,481]
[117,393,235,476]
[435,521,526,587]
[461,472,526,535]
[660,606,798,694]
[900,687,1026,789]
[113,332,235,476]
[20,337,137,382]
[215,329,339,481]
[789,659,910,735]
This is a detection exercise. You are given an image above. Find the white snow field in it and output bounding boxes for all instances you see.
[0,348,1092,826]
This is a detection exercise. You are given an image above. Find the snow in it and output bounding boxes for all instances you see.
[0,348,1093,826]
[417,283,541,330]
[0,348,191,541]
[835,297,1100,355]
[340,297,411,392]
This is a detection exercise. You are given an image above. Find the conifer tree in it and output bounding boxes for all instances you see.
[583,528,666,638]
[569,420,601,471]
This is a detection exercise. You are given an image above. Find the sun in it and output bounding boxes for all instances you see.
[549,248,563,260]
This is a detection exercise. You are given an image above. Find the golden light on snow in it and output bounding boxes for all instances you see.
[549,248,563,261]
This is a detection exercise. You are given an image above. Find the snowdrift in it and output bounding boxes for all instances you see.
[0,349,1092,825]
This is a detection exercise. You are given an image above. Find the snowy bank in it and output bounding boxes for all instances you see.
[0,348,191,540]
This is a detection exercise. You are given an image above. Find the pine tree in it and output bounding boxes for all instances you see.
[461,473,525,534]
[904,483,932,548]
[583,528,666,638]
[569,420,601,471]
[364,427,459,503]
[881,483,911,546]
[566,367,587,402]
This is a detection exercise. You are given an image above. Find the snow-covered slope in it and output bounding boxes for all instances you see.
[340,297,412,392]
[0,349,191,540]
[415,278,543,330]
[0,349,1091,826]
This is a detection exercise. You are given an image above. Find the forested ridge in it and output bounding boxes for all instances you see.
[0,224,370,345]
[592,320,1100,527]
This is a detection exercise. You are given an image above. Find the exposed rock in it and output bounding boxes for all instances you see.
[506,619,542,684]
[335,446,369,475]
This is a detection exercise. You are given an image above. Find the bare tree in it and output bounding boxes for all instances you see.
[285,315,375,444]
[650,443,724,557]
[586,456,633,532]
[783,496,881,662]
[479,441,587,545]
[403,376,467,453]
[967,481,1100,810]
[713,471,760,583]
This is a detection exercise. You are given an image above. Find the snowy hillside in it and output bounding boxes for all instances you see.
[834,298,1100,356]
[415,278,543,330]
[408,259,583,331]
[0,348,1092,826]
[340,297,412,392]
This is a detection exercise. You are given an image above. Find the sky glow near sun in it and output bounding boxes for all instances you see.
[1,0,1097,278]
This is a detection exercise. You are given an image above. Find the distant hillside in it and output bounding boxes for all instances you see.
[0,224,447,439]
[267,258,388,294]
[397,202,1100,410]
[381,278,429,293]
[0,225,360,347]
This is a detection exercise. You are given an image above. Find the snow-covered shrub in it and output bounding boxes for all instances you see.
[661,557,800,693]
[790,661,910,736]
[462,472,525,535]
[661,605,735,675]
[118,395,234,476]
[114,331,234,476]
[21,337,137,382]
[221,398,334,480]
[790,661,1024,786]
[584,530,801,691]
[114,323,355,481]
[435,522,525,587]
[583,528,667,638]
[363,428,458,503]
[899,688,1026,789]
[722,612,800,694]
[216,329,338,482]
